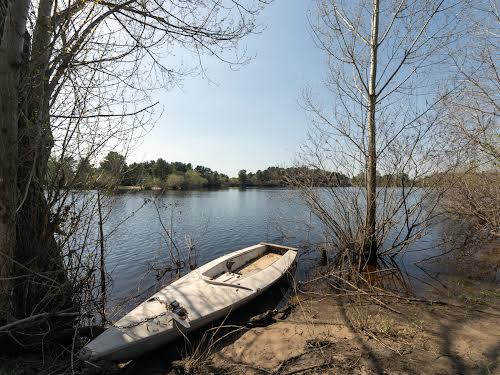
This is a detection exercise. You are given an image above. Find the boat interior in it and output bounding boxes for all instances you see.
[202,244,293,283]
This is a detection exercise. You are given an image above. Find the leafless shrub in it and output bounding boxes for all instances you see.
[1,0,271,363]
[174,318,248,375]
[291,0,468,281]
[440,170,500,236]
[438,1,499,235]
[151,199,201,278]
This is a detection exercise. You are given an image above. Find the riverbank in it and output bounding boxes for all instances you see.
[206,294,500,374]
[113,185,283,191]
[1,236,497,374]
[121,237,500,375]
[208,238,500,374]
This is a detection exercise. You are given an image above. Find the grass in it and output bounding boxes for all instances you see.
[376,318,396,336]
[0,356,54,375]
[459,288,500,305]
[0,366,24,375]
[347,304,399,337]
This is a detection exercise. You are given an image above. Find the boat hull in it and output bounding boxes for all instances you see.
[80,243,297,362]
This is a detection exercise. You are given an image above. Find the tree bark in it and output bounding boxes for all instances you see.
[364,0,380,265]
[0,0,30,323]
[13,0,70,317]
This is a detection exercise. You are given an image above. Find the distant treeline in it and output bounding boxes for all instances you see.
[237,167,351,187]
[48,152,234,189]
[48,151,413,190]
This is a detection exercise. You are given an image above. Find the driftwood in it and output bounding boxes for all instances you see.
[0,311,79,333]
[247,303,297,327]
[52,325,107,343]
[0,311,80,352]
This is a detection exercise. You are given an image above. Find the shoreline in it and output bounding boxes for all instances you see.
[87,185,291,192]
[1,237,498,374]
[121,237,500,375]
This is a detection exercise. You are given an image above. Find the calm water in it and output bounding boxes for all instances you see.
[102,189,314,302]
[97,188,446,314]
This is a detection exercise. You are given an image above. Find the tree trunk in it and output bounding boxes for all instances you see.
[364,0,380,265]
[0,0,31,323]
[13,0,71,317]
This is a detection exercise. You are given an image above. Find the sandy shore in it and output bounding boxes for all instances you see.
[142,238,500,374]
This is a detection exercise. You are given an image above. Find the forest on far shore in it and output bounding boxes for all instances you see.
[49,151,418,190]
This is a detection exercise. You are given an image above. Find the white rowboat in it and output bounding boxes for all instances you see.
[80,242,297,361]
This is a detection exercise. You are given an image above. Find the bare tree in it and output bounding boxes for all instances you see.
[295,0,468,272]
[439,1,499,235]
[0,0,270,323]
[0,0,31,321]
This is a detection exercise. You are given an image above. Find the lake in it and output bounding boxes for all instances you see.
[94,188,447,317]
[102,189,312,301]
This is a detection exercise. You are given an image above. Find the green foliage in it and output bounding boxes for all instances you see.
[351,172,365,187]
[123,162,145,186]
[46,155,77,187]
[171,161,191,173]
[100,151,126,174]
[99,151,127,184]
[185,170,208,188]
[46,152,415,190]
[141,175,162,190]
[74,158,95,188]
[238,169,248,187]
[166,174,185,190]
[228,177,239,186]
[195,165,224,187]
[352,171,412,187]
[155,158,172,179]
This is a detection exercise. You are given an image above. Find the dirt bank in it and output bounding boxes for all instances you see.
[4,240,498,375]
[206,294,500,374]
[173,239,500,374]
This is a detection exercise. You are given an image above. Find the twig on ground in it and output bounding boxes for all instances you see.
[0,312,79,333]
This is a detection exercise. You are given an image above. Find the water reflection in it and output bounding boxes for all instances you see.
[93,188,451,316]
[102,189,315,307]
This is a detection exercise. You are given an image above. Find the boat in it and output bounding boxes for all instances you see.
[80,242,298,361]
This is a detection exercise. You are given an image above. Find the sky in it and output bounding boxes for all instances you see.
[129,0,325,177]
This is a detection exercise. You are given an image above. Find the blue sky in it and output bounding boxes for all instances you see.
[130,0,324,177]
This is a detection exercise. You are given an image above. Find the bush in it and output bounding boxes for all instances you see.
[184,170,208,189]
[442,169,500,235]
[166,174,185,190]
[141,175,162,190]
